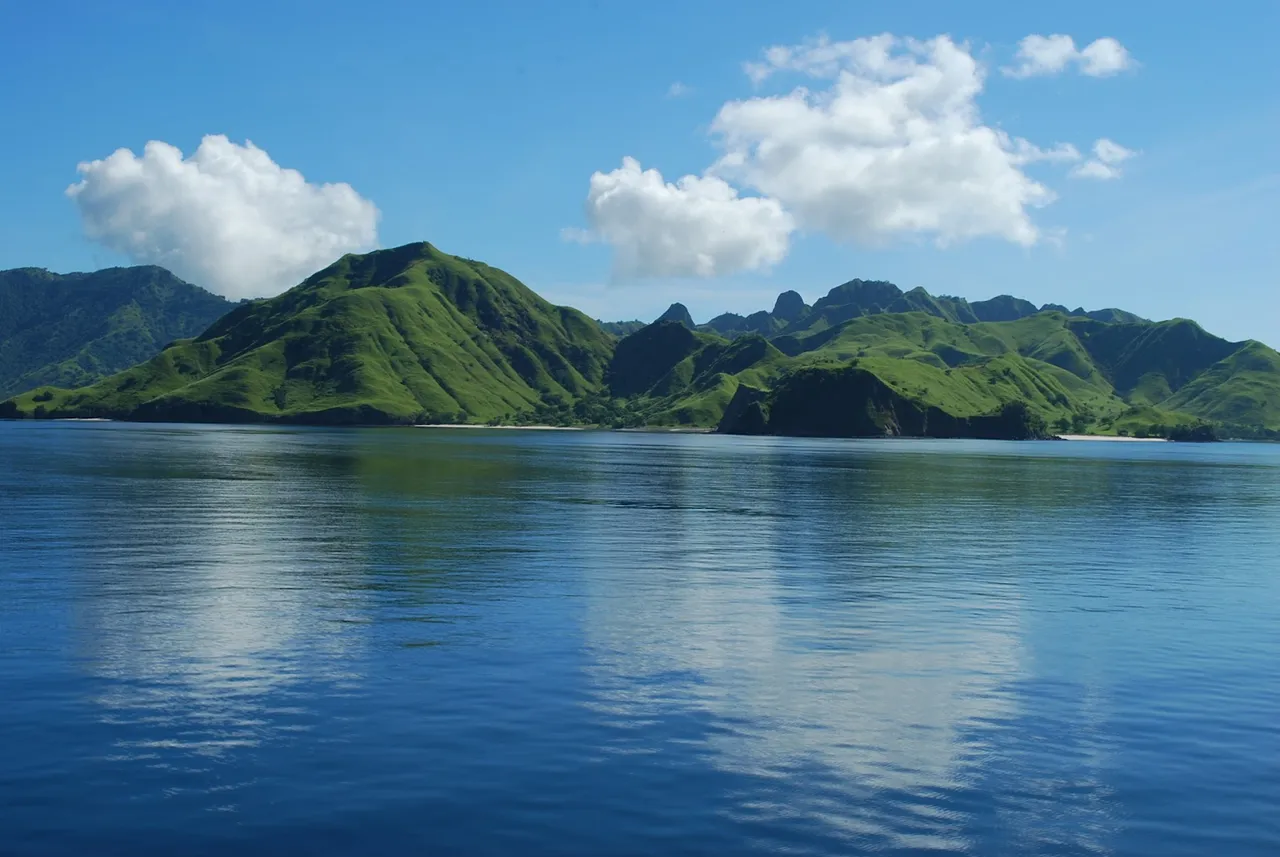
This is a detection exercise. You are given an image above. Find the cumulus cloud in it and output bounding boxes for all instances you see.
[715,34,1064,248]
[666,81,693,98]
[577,156,794,278]
[1003,35,1134,78]
[1071,138,1136,180]
[66,135,379,299]
[571,33,1131,277]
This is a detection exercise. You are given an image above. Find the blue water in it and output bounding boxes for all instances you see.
[1,421,1278,856]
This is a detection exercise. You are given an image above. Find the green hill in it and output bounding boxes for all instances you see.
[609,309,1280,439]
[606,323,791,425]
[0,266,232,397]
[2,243,613,425]
[4,251,1278,439]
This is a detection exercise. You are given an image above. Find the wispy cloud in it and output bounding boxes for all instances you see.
[1002,34,1136,78]
[1071,138,1137,180]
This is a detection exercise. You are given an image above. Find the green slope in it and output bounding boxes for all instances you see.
[1162,341,1280,430]
[0,266,232,397]
[719,367,1052,440]
[619,308,1280,437]
[1069,318,1239,401]
[4,243,613,425]
[5,251,1278,438]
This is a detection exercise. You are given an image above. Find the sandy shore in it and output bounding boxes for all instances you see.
[1056,434,1169,442]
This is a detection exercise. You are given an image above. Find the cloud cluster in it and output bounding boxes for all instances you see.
[713,35,1059,249]
[579,156,793,277]
[1071,138,1137,180]
[571,33,1137,278]
[1002,34,1134,78]
[67,135,379,299]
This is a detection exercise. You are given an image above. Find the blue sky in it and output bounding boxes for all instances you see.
[1,0,1276,343]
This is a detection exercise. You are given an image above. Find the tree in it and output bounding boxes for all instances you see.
[1169,422,1218,442]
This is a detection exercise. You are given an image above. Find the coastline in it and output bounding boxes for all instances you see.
[412,424,714,433]
[1055,434,1169,442]
[413,424,583,431]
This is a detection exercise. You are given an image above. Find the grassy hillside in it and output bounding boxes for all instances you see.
[5,250,1277,438]
[611,308,1280,437]
[3,243,613,425]
[1163,341,1280,428]
[0,266,232,397]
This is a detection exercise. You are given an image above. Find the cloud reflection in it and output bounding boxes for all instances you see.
[72,428,371,756]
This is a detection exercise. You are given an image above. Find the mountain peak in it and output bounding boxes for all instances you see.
[656,302,695,328]
[771,290,808,322]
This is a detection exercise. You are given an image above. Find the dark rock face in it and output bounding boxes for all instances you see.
[608,321,705,397]
[771,290,808,322]
[655,303,695,328]
[716,384,769,435]
[717,365,1051,441]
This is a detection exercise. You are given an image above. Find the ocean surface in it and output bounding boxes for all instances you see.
[1,421,1278,857]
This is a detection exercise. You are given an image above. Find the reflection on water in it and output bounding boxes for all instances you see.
[75,432,371,758]
[1,423,1279,856]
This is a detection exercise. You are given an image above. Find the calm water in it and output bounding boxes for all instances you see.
[1,422,1278,856]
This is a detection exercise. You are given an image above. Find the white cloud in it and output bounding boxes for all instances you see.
[1071,138,1136,180]
[577,156,794,278]
[1009,139,1082,165]
[1003,34,1134,78]
[66,135,380,299]
[744,33,902,84]
[572,33,1130,277]
[715,35,1063,248]
[666,81,693,98]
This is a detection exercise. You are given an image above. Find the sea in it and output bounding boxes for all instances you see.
[2,421,1277,856]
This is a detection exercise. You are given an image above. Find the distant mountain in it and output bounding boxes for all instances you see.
[598,319,647,337]
[0,266,232,397]
[2,243,612,424]
[6,256,1276,440]
[771,290,809,323]
[604,307,1280,440]
[601,280,1149,342]
[655,302,696,328]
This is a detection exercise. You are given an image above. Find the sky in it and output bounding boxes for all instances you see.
[1,0,1276,343]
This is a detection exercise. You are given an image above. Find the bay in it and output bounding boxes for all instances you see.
[1,421,1278,856]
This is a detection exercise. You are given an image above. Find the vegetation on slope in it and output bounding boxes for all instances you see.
[0,266,232,397]
[718,367,1051,439]
[4,253,1278,440]
[610,308,1280,438]
[3,243,612,425]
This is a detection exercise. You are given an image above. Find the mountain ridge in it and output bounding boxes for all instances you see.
[0,265,233,397]
[3,244,1277,440]
[617,280,1151,342]
[2,243,612,424]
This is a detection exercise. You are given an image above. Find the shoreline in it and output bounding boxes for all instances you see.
[1055,434,1169,442]
[413,424,583,431]
[412,424,714,433]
